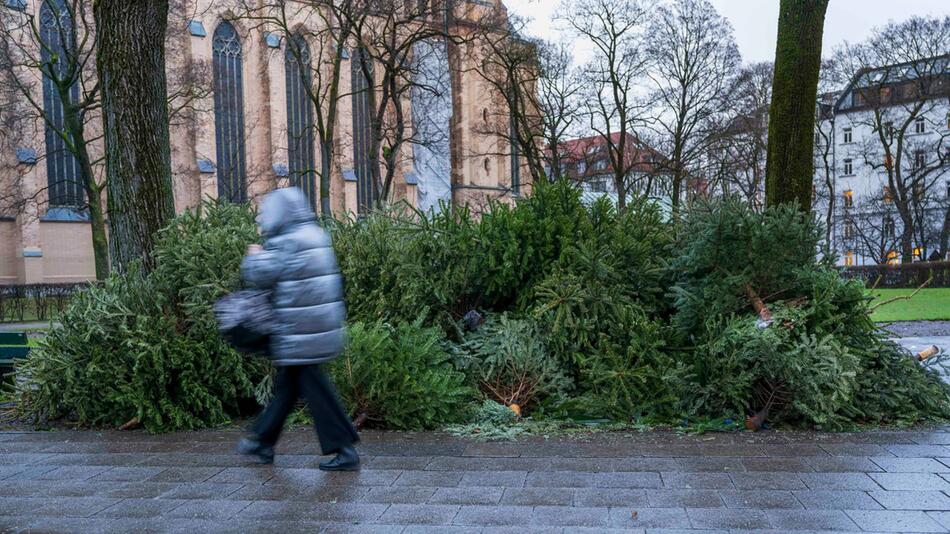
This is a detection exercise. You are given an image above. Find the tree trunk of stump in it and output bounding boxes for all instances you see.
[94,0,175,273]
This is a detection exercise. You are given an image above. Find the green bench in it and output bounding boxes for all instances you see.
[0,333,30,368]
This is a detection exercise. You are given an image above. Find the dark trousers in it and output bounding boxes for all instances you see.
[253,364,359,455]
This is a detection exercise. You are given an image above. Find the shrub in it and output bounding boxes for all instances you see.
[670,199,950,427]
[679,305,859,427]
[13,201,270,432]
[670,198,822,337]
[332,180,672,332]
[331,320,472,430]
[531,241,677,421]
[452,313,571,410]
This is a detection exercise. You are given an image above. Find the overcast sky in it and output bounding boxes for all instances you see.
[504,0,949,64]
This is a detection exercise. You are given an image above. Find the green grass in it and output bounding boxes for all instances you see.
[870,288,950,322]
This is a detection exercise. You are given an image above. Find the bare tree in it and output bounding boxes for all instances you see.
[846,197,902,265]
[813,60,843,248]
[560,0,651,211]
[832,15,950,262]
[468,11,547,190]
[332,0,469,210]
[707,62,772,211]
[233,0,349,218]
[0,0,109,279]
[645,0,740,215]
[536,40,583,182]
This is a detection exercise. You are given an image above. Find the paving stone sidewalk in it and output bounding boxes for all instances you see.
[6,429,950,533]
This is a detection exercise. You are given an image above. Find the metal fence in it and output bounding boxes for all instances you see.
[840,261,950,289]
[0,283,89,322]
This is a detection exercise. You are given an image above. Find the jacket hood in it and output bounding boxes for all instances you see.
[257,187,315,237]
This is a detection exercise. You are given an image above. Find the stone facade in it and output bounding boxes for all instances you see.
[0,0,525,283]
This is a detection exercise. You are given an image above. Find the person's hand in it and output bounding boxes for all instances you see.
[247,244,263,255]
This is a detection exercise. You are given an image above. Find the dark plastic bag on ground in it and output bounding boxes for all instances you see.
[214,289,277,355]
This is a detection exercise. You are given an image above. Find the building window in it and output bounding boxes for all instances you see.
[844,251,855,267]
[914,150,926,171]
[887,250,899,265]
[913,247,923,260]
[577,161,586,174]
[589,178,606,193]
[913,181,924,200]
[843,127,852,144]
[915,117,926,134]
[879,86,892,103]
[212,21,248,203]
[285,34,317,206]
[843,189,854,208]
[351,47,375,213]
[880,121,894,142]
[883,185,893,204]
[883,216,895,238]
[40,0,83,209]
[593,159,607,171]
[843,158,853,175]
[844,219,855,239]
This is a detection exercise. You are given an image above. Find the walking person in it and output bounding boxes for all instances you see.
[236,187,360,471]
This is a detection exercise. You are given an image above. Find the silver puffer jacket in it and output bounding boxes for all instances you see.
[241,187,346,366]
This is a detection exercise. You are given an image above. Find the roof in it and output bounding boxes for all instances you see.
[834,53,950,113]
[557,132,668,175]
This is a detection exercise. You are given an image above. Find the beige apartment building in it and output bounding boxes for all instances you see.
[0,0,524,284]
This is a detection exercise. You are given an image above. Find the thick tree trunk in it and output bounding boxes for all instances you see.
[94,0,175,273]
[765,0,829,211]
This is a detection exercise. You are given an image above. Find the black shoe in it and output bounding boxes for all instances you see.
[236,437,274,465]
[319,445,360,471]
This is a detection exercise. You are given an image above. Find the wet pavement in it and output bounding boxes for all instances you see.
[5,429,950,532]
[881,322,950,339]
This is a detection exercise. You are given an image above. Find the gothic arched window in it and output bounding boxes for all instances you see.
[40,0,83,208]
[351,47,375,213]
[212,21,247,203]
[284,34,317,205]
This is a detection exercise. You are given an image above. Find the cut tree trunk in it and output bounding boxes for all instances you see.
[745,285,773,323]
[765,0,829,212]
[94,0,175,273]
